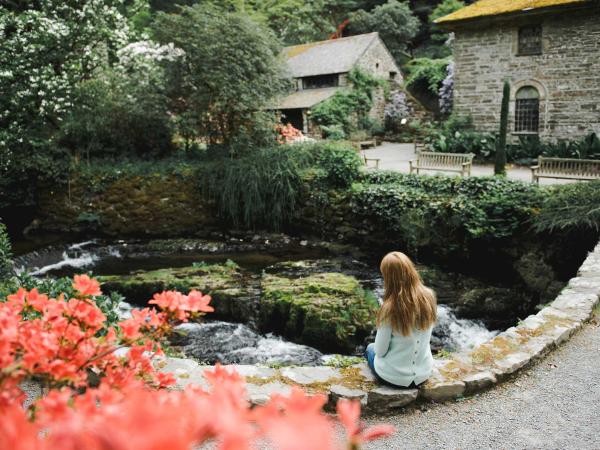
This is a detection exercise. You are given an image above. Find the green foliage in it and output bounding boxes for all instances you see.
[533,181,600,233]
[199,146,306,229]
[495,80,510,175]
[0,273,123,331]
[352,174,543,252]
[509,133,600,164]
[323,355,364,368]
[424,115,496,160]
[321,125,347,141]
[0,221,13,282]
[311,69,382,135]
[349,0,420,62]
[318,145,363,188]
[404,57,451,95]
[152,4,289,148]
[60,75,173,159]
[149,0,355,45]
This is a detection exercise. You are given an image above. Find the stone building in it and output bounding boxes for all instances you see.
[274,32,400,136]
[437,0,600,141]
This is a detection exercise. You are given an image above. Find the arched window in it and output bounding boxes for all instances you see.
[515,86,540,133]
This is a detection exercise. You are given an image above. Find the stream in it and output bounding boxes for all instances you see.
[15,237,500,365]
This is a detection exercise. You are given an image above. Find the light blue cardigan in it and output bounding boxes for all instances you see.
[373,324,434,387]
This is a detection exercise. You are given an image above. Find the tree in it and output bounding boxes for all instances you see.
[348,0,420,63]
[0,1,133,208]
[60,40,180,159]
[495,80,510,176]
[152,5,289,151]
[429,0,465,44]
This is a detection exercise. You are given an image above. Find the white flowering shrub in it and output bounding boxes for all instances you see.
[439,61,454,115]
[0,1,133,207]
[116,40,184,86]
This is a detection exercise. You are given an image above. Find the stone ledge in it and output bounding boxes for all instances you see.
[158,241,600,414]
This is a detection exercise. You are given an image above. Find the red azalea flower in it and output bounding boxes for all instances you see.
[72,274,102,297]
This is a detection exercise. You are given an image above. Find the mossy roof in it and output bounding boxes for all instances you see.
[436,0,592,24]
[283,32,379,78]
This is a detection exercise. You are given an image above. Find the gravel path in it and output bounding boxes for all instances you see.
[362,311,600,450]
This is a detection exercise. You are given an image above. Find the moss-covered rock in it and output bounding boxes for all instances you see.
[259,272,378,353]
[100,261,257,323]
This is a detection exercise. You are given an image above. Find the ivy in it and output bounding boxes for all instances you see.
[404,57,451,95]
[311,69,383,135]
[350,174,544,252]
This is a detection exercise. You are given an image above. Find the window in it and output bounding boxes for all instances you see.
[515,86,540,133]
[301,74,339,90]
[518,25,542,55]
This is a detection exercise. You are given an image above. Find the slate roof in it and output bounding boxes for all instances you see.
[272,87,341,110]
[283,33,379,78]
[436,0,592,24]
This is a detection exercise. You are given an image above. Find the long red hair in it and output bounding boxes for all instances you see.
[376,252,437,336]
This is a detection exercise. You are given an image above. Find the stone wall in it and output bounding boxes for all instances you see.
[452,9,600,141]
[357,35,402,126]
[37,174,219,237]
[356,35,401,82]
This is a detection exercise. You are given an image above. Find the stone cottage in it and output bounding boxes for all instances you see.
[437,0,600,141]
[274,32,400,136]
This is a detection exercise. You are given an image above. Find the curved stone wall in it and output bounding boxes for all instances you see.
[158,241,600,414]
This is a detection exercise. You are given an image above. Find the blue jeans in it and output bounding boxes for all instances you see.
[364,343,420,389]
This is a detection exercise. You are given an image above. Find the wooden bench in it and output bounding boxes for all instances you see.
[359,139,377,150]
[362,152,380,169]
[414,140,426,154]
[409,151,474,177]
[531,157,600,183]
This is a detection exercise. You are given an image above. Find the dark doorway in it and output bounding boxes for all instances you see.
[281,109,304,131]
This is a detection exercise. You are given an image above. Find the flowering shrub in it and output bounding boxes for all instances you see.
[276,123,305,143]
[384,90,411,135]
[0,275,394,449]
[439,61,454,115]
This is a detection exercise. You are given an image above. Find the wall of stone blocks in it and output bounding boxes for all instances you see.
[452,9,600,142]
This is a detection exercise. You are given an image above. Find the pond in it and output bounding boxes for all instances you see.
[14,234,514,366]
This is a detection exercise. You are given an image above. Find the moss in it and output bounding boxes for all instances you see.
[100,261,255,322]
[436,0,586,24]
[259,272,378,353]
[437,359,473,380]
[38,173,217,236]
[245,366,375,394]
[469,335,521,366]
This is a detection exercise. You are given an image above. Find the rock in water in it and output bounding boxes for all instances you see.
[172,322,323,366]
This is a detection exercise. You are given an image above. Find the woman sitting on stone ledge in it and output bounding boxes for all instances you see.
[365,251,437,389]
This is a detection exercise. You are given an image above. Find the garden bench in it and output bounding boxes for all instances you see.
[409,151,474,177]
[359,139,377,150]
[414,140,426,154]
[531,157,600,183]
[361,152,380,169]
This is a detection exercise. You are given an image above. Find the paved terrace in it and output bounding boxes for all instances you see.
[362,142,575,185]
